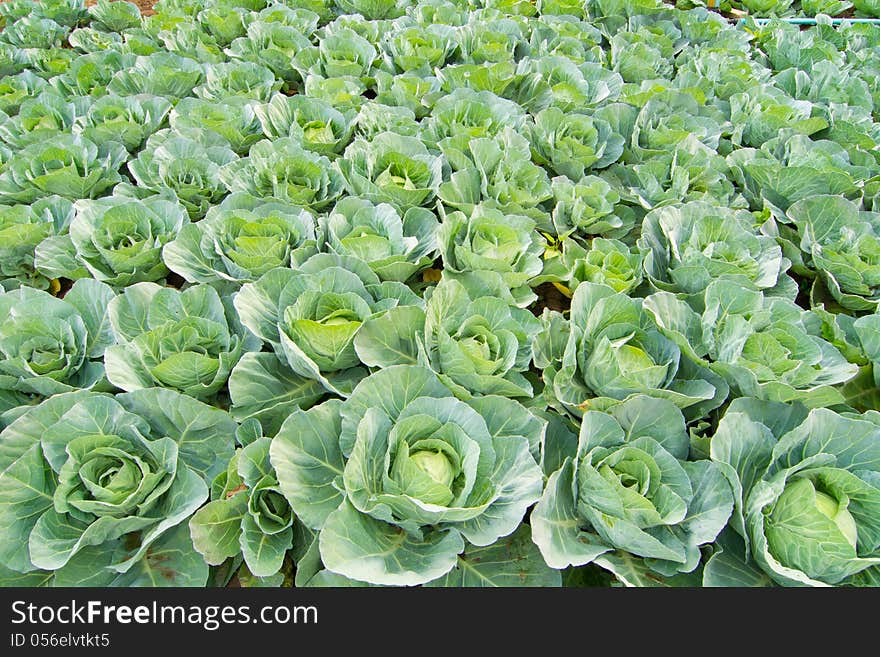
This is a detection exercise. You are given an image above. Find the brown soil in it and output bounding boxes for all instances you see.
[131,0,156,17]
[82,0,156,17]
[533,283,570,315]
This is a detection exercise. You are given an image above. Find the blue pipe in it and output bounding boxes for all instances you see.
[738,17,880,25]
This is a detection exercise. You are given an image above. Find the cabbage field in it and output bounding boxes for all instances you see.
[1,0,880,589]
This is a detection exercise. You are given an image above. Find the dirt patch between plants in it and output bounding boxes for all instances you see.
[83,0,156,16]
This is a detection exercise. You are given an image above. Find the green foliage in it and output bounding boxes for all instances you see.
[0,0,878,589]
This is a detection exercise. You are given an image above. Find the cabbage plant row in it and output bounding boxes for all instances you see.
[1,0,880,588]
